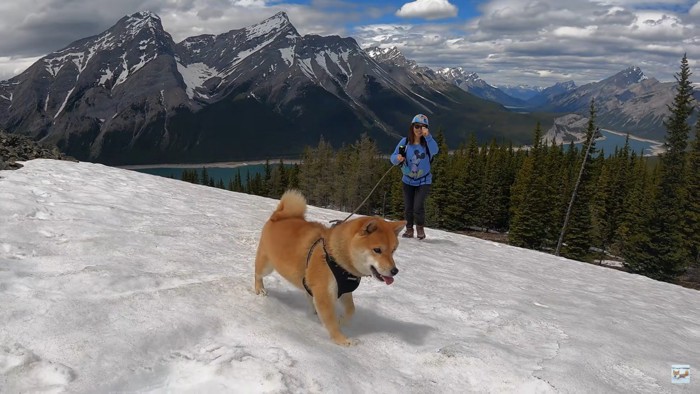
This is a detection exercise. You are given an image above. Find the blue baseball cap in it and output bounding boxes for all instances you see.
[411,114,429,126]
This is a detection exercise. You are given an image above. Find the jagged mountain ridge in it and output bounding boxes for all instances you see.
[364,46,526,107]
[435,67,526,107]
[0,12,544,165]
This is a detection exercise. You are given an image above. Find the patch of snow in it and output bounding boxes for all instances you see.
[176,62,216,99]
[279,47,294,67]
[54,87,74,119]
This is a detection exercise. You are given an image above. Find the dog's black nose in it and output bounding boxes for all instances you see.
[390,267,399,276]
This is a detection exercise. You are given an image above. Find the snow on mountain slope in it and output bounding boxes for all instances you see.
[0,159,698,393]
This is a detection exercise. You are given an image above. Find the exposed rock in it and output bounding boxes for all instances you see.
[0,131,75,170]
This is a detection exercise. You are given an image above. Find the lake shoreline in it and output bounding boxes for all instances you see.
[118,159,301,170]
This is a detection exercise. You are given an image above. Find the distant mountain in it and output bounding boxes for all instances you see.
[0,13,545,165]
[363,46,447,88]
[530,67,699,140]
[542,114,590,145]
[435,68,526,107]
[525,81,577,107]
[496,84,544,101]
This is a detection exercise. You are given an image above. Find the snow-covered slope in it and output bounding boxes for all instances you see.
[1,160,698,392]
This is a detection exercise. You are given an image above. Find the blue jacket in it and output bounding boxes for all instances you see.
[390,135,439,186]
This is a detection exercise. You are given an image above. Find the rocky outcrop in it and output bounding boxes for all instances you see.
[0,130,74,170]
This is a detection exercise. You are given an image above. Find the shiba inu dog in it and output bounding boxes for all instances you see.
[254,190,406,346]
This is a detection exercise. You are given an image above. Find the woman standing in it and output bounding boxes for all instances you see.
[390,114,439,239]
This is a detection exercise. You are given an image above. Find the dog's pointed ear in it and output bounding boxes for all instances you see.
[363,220,378,235]
[393,220,407,236]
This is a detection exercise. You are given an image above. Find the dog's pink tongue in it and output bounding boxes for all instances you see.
[383,276,394,285]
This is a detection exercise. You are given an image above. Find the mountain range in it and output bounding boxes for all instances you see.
[0,11,693,165]
[0,12,545,165]
[436,65,697,142]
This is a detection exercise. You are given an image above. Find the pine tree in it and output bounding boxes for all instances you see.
[262,159,272,197]
[234,169,244,192]
[299,138,335,206]
[687,120,700,263]
[477,140,502,231]
[629,54,694,280]
[560,101,598,261]
[389,171,404,219]
[277,159,288,194]
[543,141,565,245]
[591,137,630,259]
[620,154,656,272]
[201,167,209,186]
[285,164,300,190]
[425,131,449,227]
[509,123,550,248]
[442,142,469,230]
[355,134,383,215]
[461,136,484,227]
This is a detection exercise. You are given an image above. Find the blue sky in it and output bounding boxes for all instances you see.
[0,0,698,86]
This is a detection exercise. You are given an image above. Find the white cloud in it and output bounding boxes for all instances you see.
[552,26,598,38]
[396,0,458,20]
[692,2,700,17]
[0,56,41,81]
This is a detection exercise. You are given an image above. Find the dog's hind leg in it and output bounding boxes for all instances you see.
[338,293,355,326]
[254,248,273,296]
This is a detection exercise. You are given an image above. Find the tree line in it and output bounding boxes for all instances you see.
[180,54,699,284]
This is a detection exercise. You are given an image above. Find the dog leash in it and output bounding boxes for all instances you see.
[329,164,398,227]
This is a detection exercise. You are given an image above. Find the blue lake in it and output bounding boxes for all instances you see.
[134,164,271,185]
[571,129,662,156]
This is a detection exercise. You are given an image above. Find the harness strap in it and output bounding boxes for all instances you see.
[302,238,361,298]
[303,238,323,296]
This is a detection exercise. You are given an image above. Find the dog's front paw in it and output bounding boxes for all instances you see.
[332,335,357,347]
[254,287,268,296]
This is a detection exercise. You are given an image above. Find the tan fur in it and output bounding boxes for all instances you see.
[254,190,406,346]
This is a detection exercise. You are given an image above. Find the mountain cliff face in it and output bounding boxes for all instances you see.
[0,13,542,165]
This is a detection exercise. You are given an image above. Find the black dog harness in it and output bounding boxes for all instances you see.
[302,238,361,298]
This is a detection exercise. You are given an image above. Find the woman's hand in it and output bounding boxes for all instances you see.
[397,154,405,162]
[421,127,430,137]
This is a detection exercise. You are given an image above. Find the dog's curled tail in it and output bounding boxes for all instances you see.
[270,189,307,222]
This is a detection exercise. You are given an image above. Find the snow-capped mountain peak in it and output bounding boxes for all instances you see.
[365,46,403,62]
[437,67,482,85]
[602,66,649,88]
[364,46,418,69]
[122,11,162,35]
[42,10,171,81]
[624,66,647,83]
[245,11,296,41]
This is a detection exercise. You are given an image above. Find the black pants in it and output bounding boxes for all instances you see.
[403,183,431,228]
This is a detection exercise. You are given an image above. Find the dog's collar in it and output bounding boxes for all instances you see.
[303,238,361,298]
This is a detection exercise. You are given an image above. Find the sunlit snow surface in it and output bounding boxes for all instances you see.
[0,159,698,393]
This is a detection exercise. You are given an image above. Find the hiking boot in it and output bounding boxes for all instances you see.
[416,226,426,240]
[402,227,414,238]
